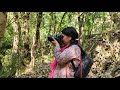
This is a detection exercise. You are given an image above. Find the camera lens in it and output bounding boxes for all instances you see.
[48,34,54,41]
[47,34,63,47]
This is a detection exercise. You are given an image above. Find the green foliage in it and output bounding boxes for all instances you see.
[0,12,120,78]
[4,23,13,45]
[0,49,20,78]
[0,49,12,77]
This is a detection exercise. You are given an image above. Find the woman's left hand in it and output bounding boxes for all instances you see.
[51,37,60,46]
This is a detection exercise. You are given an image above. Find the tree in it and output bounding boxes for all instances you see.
[0,12,7,71]
[8,12,21,77]
[30,12,43,72]
[78,12,86,45]
[0,12,7,43]
[12,12,21,54]
[20,12,31,66]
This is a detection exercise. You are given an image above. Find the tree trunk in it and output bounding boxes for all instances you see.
[0,12,7,71]
[50,12,54,33]
[59,12,67,31]
[20,12,31,66]
[35,12,42,50]
[54,13,57,34]
[78,12,85,45]
[24,12,43,74]
[0,12,7,43]
[9,12,21,77]
[30,12,42,70]
[12,12,21,54]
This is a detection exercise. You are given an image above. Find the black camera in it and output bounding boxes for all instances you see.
[47,34,63,47]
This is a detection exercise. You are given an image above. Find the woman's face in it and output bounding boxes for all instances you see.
[62,34,72,45]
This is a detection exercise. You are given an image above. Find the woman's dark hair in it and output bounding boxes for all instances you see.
[61,27,79,45]
[61,27,78,40]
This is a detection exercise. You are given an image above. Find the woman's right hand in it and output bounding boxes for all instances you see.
[51,37,60,46]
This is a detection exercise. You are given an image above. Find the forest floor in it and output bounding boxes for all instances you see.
[16,29,120,78]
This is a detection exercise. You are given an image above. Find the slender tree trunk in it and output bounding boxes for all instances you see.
[0,12,7,42]
[24,12,43,74]
[12,12,21,54]
[49,12,54,34]
[0,12,7,70]
[89,12,95,36]
[78,12,85,45]
[35,12,42,50]
[30,12,42,68]
[9,12,21,77]
[59,12,67,31]
[20,12,31,67]
[54,13,57,34]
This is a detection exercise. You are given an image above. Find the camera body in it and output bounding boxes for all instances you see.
[47,34,63,47]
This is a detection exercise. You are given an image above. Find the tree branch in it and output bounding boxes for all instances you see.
[59,12,67,29]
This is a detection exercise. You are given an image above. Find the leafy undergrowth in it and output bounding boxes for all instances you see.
[16,30,120,78]
[15,62,51,78]
[87,30,120,78]
[15,55,52,78]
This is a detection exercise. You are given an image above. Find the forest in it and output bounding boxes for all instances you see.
[0,12,120,78]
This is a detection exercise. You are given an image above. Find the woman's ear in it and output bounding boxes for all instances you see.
[68,37,72,41]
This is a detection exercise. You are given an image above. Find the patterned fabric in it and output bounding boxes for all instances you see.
[48,44,69,78]
[53,45,81,78]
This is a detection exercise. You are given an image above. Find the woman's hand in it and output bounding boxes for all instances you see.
[51,37,60,46]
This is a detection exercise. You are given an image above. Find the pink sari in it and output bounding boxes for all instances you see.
[48,44,69,78]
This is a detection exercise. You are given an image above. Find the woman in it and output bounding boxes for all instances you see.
[49,27,82,78]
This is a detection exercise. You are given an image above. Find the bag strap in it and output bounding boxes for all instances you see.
[80,61,82,78]
[64,43,84,78]
[71,60,76,71]
[71,60,82,78]
[66,64,68,78]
